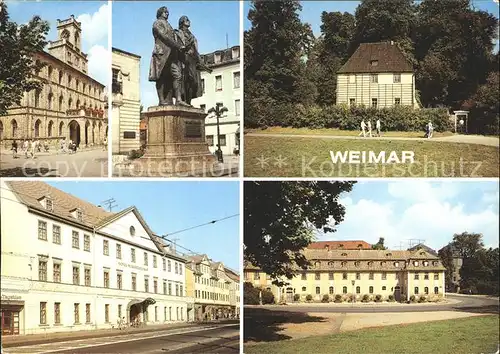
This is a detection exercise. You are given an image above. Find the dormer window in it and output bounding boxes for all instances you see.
[386,253,392,257]
[414,261,419,267]
[328,261,334,268]
[423,261,429,267]
[339,244,344,249]
[394,262,399,267]
[214,52,221,64]
[232,47,240,59]
[324,245,330,251]
[367,261,373,267]
[354,261,360,267]
[380,261,386,267]
[314,261,320,269]
[341,252,347,256]
[357,244,363,249]
[433,261,438,266]
[76,209,83,221]
[370,60,378,66]
[341,261,346,268]
[130,226,136,236]
[420,252,425,256]
[46,198,53,212]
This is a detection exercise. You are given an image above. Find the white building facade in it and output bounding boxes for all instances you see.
[191,46,241,156]
[0,181,192,336]
[111,47,141,154]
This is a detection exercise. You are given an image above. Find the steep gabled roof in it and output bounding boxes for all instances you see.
[308,240,372,250]
[408,243,438,256]
[338,41,413,74]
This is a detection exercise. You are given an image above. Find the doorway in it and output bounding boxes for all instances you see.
[1,308,20,335]
[69,120,80,146]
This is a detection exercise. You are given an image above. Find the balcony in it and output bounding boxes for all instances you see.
[112,81,123,94]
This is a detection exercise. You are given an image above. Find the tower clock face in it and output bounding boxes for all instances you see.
[61,29,70,39]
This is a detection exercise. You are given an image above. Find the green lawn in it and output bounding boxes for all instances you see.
[245,126,454,138]
[244,136,499,177]
[245,315,500,354]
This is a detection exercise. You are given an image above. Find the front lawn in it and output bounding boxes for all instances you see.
[244,136,499,177]
[245,315,500,354]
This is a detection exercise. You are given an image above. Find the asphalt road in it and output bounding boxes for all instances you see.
[245,294,499,314]
[60,324,239,354]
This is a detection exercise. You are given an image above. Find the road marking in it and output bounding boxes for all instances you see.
[6,324,237,354]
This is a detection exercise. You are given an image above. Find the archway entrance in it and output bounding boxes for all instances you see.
[285,287,294,302]
[69,120,80,146]
[394,286,401,302]
[127,298,156,324]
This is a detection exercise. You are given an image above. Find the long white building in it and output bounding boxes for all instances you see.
[191,46,241,156]
[0,181,192,336]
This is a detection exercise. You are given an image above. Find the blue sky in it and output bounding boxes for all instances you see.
[317,180,499,251]
[6,0,110,85]
[46,181,240,271]
[112,1,240,109]
[244,0,499,50]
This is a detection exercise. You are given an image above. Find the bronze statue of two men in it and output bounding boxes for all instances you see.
[148,6,212,107]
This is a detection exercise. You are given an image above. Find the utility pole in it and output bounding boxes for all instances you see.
[100,198,117,212]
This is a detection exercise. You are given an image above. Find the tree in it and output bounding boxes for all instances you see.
[244,0,316,126]
[0,2,49,115]
[467,71,500,135]
[452,232,484,259]
[438,244,456,291]
[371,237,387,250]
[244,181,355,285]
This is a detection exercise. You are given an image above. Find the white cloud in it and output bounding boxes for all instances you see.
[325,194,499,252]
[77,4,109,47]
[387,181,459,202]
[87,45,109,86]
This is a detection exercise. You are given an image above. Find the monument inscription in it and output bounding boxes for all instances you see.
[185,121,202,138]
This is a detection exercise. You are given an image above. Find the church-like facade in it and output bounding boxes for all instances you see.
[0,15,108,148]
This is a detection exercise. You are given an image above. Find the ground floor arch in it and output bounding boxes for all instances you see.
[11,119,18,138]
[126,298,156,324]
[47,120,54,137]
[69,120,81,146]
[34,119,42,138]
[84,120,91,146]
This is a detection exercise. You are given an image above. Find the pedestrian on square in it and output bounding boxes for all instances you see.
[376,119,381,137]
[23,140,29,158]
[30,140,36,159]
[367,120,373,137]
[358,120,366,137]
[11,140,18,159]
[428,121,434,139]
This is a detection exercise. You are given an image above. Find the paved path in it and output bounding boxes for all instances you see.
[247,133,500,147]
[0,149,108,177]
[245,294,499,313]
[3,324,239,354]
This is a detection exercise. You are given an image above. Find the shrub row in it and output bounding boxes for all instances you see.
[245,103,453,132]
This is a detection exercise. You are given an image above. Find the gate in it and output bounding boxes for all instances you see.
[394,286,402,302]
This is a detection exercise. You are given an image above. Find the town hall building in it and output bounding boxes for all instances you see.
[0,15,108,149]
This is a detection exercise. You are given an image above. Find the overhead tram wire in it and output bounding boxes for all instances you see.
[0,187,239,257]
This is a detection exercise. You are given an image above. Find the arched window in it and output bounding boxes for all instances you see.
[342,286,347,294]
[369,286,373,294]
[59,121,64,136]
[315,286,320,294]
[328,261,334,268]
[83,83,86,94]
[414,287,419,295]
[68,75,72,88]
[59,95,63,111]
[76,99,80,109]
[47,121,53,137]
[356,286,360,294]
[130,226,135,236]
[34,89,41,108]
[367,261,373,267]
[34,119,42,137]
[47,93,53,110]
[48,66,53,80]
[11,119,18,137]
[301,286,306,292]
[434,287,439,294]
[76,79,79,91]
[354,261,360,267]
[74,32,79,47]
[329,286,334,294]
[59,70,63,84]
[68,98,72,109]
[314,261,320,269]
[424,287,429,295]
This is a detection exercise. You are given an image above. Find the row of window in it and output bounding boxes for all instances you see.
[194,276,229,289]
[195,290,230,302]
[253,271,440,281]
[348,97,403,107]
[202,71,240,93]
[38,220,183,275]
[35,60,101,98]
[310,260,438,269]
[39,302,184,325]
[38,260,184,295]
[347,73,402,84]
[33,90,104,112]
[303,285,440,295]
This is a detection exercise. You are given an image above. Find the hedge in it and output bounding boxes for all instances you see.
[245,103,453,132]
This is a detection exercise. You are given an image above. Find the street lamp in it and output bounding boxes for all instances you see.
[207,105,228,163]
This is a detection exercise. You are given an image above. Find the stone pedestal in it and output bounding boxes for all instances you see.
[132,105,216,176]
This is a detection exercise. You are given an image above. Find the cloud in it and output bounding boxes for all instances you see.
[77,3,109,47]
[387,181,459,202]
[87,45,109,86]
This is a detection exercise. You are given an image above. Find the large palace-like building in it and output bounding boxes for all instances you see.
[244,241,446,303]
[0,15,108,148]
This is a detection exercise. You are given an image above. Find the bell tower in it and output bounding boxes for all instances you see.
[48,15,88,74]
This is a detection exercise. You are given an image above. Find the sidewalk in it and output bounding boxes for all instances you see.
[1,321,200,348]
[1,146,106,156]
[448,293,500,300]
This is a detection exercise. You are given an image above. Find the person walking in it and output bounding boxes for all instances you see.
[23,140,29,158]
[367,120,373,137]
[358,120,366,137]
[428,121,434,139]
[11,140,18,159]
[376,119,381,137]
[30,140,36,159]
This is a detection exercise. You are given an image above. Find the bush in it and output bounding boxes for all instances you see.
[261,289,275,304]
[418,296,427,303]
[375,294,383,302]
[128,149,144,160]
[306,294,313,302]
[409,295,416,303]
[388,294,395,302]
[362,294,370,302]
[293,294,300,302]
[321,294,330,303]
[243,282,260,305]
[347,294,355,303]
[334,294,343,303]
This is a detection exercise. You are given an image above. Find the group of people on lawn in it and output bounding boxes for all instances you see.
[358,119,434,139]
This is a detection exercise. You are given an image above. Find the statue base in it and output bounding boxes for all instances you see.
[132,105,216,176]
